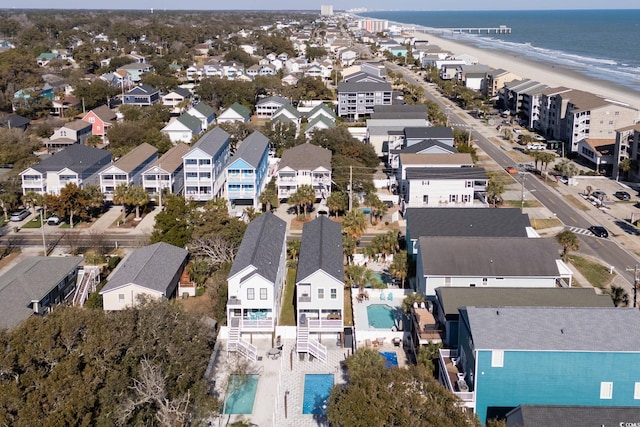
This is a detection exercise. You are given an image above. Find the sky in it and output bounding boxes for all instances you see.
[6,1,640,11]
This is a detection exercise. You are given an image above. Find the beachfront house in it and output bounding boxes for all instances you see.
[141,143,190,198]
[416,236,571,297]
[439,307,640,423]
[275,143,332,201]
[182,127,230,201]
[225,131,270,212]
[20,144,111,195]
[576,138,616,174]
[484,69,521,97]
[100,242,189,311]
[296,216,344,363]
[404,207,533,256]
[99,143,158,201]
[226,213,287,360]
[613,124,640,181]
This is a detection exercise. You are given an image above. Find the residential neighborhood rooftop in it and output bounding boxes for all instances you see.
[297,216,343,283]
[278,143,332,171]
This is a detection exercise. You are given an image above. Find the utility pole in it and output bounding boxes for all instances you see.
[520,171,527,213]
[626,265,640,308]
[348,166,353,212]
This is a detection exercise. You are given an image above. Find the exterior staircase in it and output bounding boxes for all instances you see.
[72,266,100,307]
[297,316,327,363]
[227,318,258,362]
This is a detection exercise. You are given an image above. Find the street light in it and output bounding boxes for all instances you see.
[37,208,46,256]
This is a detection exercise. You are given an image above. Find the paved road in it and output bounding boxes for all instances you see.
[387,62,640,286]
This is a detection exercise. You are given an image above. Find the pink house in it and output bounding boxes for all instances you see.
[82,105,117,139]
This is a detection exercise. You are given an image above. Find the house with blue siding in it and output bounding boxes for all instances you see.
[182,127,230,201]
[225,131,270,211]
[439,306,640,424]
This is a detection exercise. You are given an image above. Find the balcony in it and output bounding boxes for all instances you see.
[438,349,475,405]
[411,306,444,345]
[278,176,297,184]
[308,315,343,331]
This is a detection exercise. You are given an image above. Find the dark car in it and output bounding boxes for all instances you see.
[589,226,609,238]
[614,191,631,201]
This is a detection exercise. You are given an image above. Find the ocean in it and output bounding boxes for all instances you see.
[359,10,640,93]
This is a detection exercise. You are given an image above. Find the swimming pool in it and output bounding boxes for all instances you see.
[302,374,334,415]
[367,304,396,329]
[223,374,259,414]
[360,207,372,215]
[380,351,398,368]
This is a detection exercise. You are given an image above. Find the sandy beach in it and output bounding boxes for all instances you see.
[411,30,640,111]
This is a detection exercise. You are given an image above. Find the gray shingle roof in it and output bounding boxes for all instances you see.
[278,143,331,171]
[406,207,531,238]
[337,81,392,92]
[419,236,560,277]
[296,216,343,283]
[506,405,640,427]
[226,102,251,119]
[228,212,286,283]
[0,256,83,329]
[404,126,454,140]
[405,167,487,180]
[436,287,613,318]
[101,242,188,296]
[176,113,203,132]
[257,95,289,106]
[400,140,458,154]
[464,306,640,351]
[27,144,111,174]
[191,126,230,156]
[89,105,116,123]
[191,102,216,118]
[229,131,269,168]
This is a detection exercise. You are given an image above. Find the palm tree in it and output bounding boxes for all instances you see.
[389,250,408,288]
[556,230,579,261]
[127,186,150,220]
[486,179,505,208]
[342,234,357,265]
[326,191,347,217]
[608,285,629,307]
[0,192,17,221]
[112,183,129,222]
[342,209,367,242]
[287,239,301,262]
[22,191,42,216]
[345,264,377,291]
[294,184,316,218]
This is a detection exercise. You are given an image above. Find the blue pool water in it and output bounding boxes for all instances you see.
[380,351,399,368]
[302,374,334,415]
[360,207,371,215]
[367,304,396,329]
[223,374,259,414]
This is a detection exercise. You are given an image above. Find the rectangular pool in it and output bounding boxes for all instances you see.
[223,374,259,414]
[380,351,398,368]
[302,374,334,415]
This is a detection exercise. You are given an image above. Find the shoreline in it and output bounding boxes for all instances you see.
[409,29,640,110]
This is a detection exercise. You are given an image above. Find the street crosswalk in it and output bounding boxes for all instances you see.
[567,226,596,237]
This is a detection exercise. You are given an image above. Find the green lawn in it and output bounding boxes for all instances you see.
[21,214,43,228]
[279,267,297,326]
[568,255,614,289]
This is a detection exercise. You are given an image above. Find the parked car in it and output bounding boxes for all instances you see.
[505,166,518,175]
[47,215,60,225]
[533,134,546,141]
[589,226,609,238]
[592,191,607,200]
[10,209,30,222]
[526,143,545,150]
[614,191,631,201]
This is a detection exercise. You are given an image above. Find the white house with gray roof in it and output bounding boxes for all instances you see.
[142,143,190,198]
[20,144,111,195]
[255,96,291,119]
[186,102,216,131]
[416,236,571,297]
[337,81,393,121]
[226,213,287,359]
[217,102,251,124]
[276,143,332,201]
[99,142,158,200]
[0,256,83,329]
[161,113,203,143]
[100,242,188,310]
[225,131,270,211]
[182,126,230,201]
[296,216,344,362]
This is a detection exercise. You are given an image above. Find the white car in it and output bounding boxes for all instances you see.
[513,128,523,134]
[526,143,545,150]
[533,134,546,141]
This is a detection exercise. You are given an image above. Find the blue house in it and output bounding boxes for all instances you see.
[439,306,640,424]
[122,84,160,106]
[225,131,270,211]
[183,127,230,201]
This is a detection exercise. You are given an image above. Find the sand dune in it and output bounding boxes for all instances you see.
[411,30,640,110]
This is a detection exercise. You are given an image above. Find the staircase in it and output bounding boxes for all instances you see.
[227,318,258,362]
[296,321,327,363]
[72,266,100,307]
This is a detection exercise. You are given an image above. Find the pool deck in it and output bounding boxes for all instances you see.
[213,337,349,427]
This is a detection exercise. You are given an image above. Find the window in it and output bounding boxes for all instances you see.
[491,350,504,367]
[635,382,640,399]
[260,288,267,300]
[465,180,473,188]
[600,382,613,399]
[444,277,451,286]
[118,294,125,303]
[469,283,476,287]
[482,278,488,286]
[186,159,197,165]
[330,288,337,299]
[247,288,255,300]
[318,289,324,299]
[88,117,95,123]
